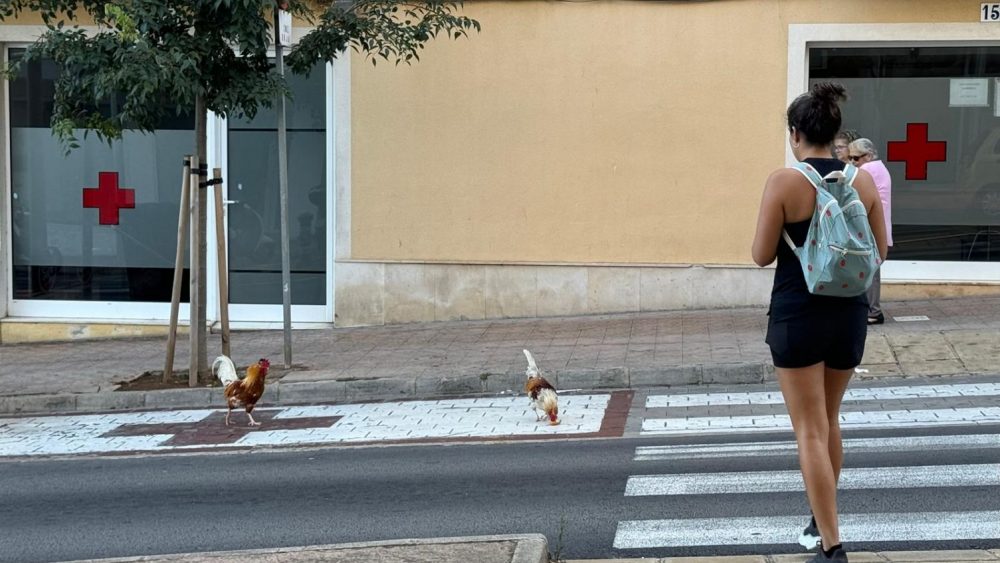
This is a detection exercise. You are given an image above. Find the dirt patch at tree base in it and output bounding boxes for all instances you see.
[115,370,222,391]
[116,365,303,391]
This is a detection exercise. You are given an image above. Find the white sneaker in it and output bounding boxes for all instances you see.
[798,515,821,551]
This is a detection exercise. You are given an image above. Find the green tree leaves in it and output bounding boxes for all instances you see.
[1,0,479,146]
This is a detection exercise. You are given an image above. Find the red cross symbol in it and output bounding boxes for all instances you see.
[82,171,135,225]
[886,123,947,181]
[101,412,342,447]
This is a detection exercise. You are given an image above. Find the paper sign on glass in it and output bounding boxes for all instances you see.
[949,78,989,107]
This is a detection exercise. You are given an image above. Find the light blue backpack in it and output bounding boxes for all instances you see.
[783,162,881,297]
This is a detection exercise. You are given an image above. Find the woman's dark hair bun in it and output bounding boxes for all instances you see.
[786,81,848,146]
[810,82,847,105]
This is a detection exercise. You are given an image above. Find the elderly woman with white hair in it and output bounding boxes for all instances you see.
[848,138,892,325]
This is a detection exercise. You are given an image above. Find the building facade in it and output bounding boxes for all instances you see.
[1,1,999,341]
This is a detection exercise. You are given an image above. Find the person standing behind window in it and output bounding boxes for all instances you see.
[832,129,860,164]
[752,83,888,563]
[849,138,892,325]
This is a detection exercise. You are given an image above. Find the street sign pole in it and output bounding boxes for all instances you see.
[276,7,293,368]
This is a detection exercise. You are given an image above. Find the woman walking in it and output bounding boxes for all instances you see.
[751,82,888,563]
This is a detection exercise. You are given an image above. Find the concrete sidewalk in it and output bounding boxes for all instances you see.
[66,535,548,563]
[1,296,998,415]
[60,540,1000,563]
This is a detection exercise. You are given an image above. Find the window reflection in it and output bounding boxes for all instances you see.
[9,49,195,301]
[811,47,1000,262]
[226,63,327,305]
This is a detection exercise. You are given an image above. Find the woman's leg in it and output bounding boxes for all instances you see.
[824,367,854,483]
[778,362,841,550]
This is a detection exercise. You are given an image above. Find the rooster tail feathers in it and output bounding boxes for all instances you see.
[523,349,540,377]
[538,387,558,416]
[212,355,238,387]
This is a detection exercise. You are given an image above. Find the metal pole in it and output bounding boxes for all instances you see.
[276,9,293,368]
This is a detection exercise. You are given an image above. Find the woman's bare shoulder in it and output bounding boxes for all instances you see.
[765,167,805,191]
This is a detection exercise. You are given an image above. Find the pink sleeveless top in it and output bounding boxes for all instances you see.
[860,160,892,247]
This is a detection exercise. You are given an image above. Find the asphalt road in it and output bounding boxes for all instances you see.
[1,423,999,562]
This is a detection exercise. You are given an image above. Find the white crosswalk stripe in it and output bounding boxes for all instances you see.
[613,511,1000,549]
[641,407,1000,436]
[634,434,1000,461]
[625,464,1000,496]
[615,384,1000,553]
[645,382,1000,408]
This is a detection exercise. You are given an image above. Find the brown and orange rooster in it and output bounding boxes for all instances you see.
[212,355,271,427]
[523,349,559,425]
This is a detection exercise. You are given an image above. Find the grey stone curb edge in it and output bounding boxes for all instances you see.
[0,363,780,416]
[62,534,549,562]
[9,362,980,417]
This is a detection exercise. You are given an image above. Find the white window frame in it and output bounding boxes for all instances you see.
[1,26,341,325]
[788,23,1000,284]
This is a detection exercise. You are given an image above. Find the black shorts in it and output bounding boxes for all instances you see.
[765,302,868,370]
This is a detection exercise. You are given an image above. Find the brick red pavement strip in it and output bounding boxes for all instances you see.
[595,390,632,437]
[101,412,342,446]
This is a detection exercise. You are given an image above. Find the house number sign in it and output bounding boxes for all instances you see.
[983,3,1000,21]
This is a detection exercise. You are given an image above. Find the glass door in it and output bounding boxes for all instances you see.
[222,63,330,323]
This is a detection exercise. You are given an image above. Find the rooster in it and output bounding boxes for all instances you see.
[523,349,559,425]
[212,355,270,427]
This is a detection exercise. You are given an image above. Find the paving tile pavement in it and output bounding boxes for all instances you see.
[0,393,619,457]
[0,296,998,415]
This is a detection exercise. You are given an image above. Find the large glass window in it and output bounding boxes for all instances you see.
[811,46,1000,262]
[9,49,194,301]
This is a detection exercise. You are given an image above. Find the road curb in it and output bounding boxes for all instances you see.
[63,534,549,563]
[1,361,981,417]
[0,362,779,416]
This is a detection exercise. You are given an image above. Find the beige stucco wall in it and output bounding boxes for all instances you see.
[2,1,995,332]
[349,0,986,266]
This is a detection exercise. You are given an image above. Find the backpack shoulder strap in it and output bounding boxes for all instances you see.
[822,163,859,186]
[782,162,825,251]
[790,162,824,190]
[782,229,798,251]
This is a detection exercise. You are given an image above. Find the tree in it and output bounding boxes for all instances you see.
[0,0,479,380]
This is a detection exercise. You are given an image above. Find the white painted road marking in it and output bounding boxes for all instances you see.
[613,511,1000,549]
[624,463,1000,496]
[645,382,1000,408]
[895,315,930,322]
[0,394,611,457]
[641,407,1000,436]
[634,434,1000,461]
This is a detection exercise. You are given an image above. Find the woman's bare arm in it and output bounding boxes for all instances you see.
[751,169,793,267]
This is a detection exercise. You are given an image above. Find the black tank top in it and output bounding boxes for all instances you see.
[770,158,867,320]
